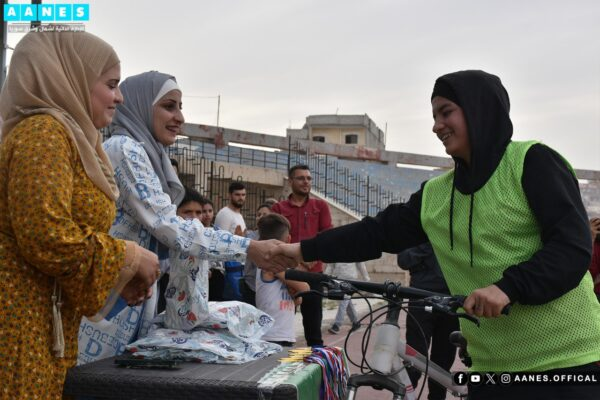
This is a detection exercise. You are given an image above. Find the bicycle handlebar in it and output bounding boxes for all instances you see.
[285,269,447,299]
[285,269,510,321]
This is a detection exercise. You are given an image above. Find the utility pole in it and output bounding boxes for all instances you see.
[216,94,220,127]
[384,122,387,146]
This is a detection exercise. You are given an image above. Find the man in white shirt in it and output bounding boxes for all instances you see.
[214,181,247,300]
[214,181,247,234]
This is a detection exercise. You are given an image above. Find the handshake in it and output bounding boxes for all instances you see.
[116,240,304,308]
[246,240,304,272]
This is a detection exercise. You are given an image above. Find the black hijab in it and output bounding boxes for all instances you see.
[432,70,513,194]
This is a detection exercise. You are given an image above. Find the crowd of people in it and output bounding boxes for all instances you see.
[0,31,294,399]
[0,30,599,400]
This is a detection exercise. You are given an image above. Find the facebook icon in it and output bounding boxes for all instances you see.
[453,372,468,385]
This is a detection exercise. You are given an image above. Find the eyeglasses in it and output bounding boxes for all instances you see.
[292,176,312,181]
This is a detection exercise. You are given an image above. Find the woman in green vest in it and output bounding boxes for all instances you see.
[272,70,600,400]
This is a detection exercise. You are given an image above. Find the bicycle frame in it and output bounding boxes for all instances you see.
[346,304,468,400]
[283,270,472,400]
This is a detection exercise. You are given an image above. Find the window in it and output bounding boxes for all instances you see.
[345,134,358,144]
[312,136,325,142]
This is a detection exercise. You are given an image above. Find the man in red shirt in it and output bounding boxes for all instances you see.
[272,164,333,345]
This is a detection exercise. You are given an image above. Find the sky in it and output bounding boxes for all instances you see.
[5,0,600,170]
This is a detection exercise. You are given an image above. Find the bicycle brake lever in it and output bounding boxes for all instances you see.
[455,312,480,326]
[454,295,511,316]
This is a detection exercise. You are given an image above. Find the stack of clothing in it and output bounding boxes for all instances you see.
[126,250,281,363]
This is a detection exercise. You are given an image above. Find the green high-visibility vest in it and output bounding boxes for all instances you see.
[422,140,600,371]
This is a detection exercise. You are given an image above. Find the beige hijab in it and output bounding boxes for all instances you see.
[0,31,119,200]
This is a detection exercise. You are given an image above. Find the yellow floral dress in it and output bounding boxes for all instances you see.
[0,115,126,400]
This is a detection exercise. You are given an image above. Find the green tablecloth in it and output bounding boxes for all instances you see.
[283,362,322,400]
[258,361,322,400]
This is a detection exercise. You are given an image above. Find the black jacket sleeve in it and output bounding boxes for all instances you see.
[397,242,432,270]
[301,186,429,263]
[494,144,592,305]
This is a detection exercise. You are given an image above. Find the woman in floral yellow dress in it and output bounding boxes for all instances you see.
[0,31,160,399]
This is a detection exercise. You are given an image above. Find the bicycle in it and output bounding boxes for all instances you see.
[285,269,492,400]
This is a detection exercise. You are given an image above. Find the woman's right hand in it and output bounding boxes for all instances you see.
[121,279,152,306]
[120,244,160,306]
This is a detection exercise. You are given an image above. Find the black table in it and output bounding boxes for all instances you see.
[63,352,320,400]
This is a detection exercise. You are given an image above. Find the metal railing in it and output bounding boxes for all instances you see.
[288,144,404,216]
[172,138,405,217]
[167,146,277,230]
[172,137,289,171]
[102,129,404,218]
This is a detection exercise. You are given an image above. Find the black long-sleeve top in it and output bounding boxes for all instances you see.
[301,144,592,305]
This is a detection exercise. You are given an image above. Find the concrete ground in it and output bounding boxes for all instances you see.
[291,272,466,400]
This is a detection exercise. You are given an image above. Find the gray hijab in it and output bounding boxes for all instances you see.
[109,71,184,205]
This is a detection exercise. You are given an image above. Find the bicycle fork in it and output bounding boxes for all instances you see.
[346,305,416,400]
[345,304,469,399]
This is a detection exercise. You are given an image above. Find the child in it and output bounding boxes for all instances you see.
[199,197,215,229]
[255,214,309,346]
[178,190,225,301]
[325,262,370,334]
[196,196,226,301]
[241,203,274,306]
[176,187,204,221]
[156,187,210,316]
[156,187,207,313]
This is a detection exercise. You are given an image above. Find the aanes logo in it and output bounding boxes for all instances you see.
[4,4,90,22]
